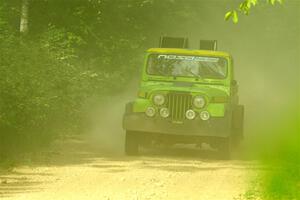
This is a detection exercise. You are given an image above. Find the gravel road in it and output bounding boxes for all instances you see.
[0,137,260,200]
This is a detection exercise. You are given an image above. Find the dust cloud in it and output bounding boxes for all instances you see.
[85,80,138,156]
[183,1,300,158]
[84,1,299,158]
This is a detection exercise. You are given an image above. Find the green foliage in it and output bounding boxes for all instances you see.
[225,10,239,23]
[40,25,84,61]
[0,4,133,159]
[237,109,300,200]
[225,0,284,23]
[0,25,92,156]
[1,0,184,160]
[261,131,300,199]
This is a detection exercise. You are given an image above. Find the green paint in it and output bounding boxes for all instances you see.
[132,98,151,113]
[131,48,239,118]
[133,48,238,117]
[207,103,226,117]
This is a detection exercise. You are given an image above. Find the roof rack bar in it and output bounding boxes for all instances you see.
[200,40,218,51]
[159,36,189,48]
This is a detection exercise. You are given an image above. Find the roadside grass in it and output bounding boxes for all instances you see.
[236,112,300,200]
[236,162,300,200]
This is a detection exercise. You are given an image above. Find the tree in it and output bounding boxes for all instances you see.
[20,0,29,34]
[225,0,284,23]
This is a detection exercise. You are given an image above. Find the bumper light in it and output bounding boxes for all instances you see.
[186,109,196,120]
[145,107,156,117]
[160,108,169,118]
[200,111,210,120]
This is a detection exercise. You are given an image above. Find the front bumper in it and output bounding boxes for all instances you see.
[123,113,231,138]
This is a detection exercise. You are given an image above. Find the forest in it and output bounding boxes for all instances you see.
[0,0,174,156]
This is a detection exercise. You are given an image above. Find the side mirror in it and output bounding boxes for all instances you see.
[231,80,238,86]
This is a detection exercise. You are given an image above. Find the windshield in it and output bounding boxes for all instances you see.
[147,54,228,79]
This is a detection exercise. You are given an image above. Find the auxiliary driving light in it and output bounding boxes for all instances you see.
[145,107,156,117]
[153,94,165,106]
[200,111,210,121]
[160,108,170,118]
[186,109,196,120]
[193,96,206,109]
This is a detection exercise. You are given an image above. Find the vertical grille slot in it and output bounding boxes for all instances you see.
[167,93,192,121]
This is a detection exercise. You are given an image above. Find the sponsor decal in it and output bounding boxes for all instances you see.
[157,54,219,62]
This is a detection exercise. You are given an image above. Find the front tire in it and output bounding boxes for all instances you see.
[125,131,139,156]
[232,105,244,147]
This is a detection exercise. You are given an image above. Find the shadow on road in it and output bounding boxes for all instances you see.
[0,135,261,198]
[28,135,259,167]
[0,171,51,198]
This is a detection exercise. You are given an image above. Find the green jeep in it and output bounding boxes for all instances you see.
[123,38,244,159]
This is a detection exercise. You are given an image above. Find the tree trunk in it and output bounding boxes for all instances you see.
[20,0,29,34]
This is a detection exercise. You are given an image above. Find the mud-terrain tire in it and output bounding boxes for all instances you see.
[232,105,244,147]
[218,137,231,160]
[125,131,139,156]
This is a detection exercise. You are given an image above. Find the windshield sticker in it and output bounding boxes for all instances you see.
[157,54,219,62]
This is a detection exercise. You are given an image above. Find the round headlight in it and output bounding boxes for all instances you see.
[145,107,156,117]
[186,109,196,120]
[160,108,169,118]
[200,111,210,121]
[193,96,206,109]
[153,94,165,106]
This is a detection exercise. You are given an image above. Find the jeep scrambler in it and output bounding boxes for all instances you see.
[123,37,244,159]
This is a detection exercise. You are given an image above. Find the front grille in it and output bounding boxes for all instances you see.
[167,93,192,121]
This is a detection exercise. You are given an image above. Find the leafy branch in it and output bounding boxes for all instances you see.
[225,0,284,23]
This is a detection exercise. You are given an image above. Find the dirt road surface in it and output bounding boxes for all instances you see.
[0,137,260,200]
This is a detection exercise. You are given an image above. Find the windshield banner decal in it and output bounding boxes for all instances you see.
[157,54,219,62]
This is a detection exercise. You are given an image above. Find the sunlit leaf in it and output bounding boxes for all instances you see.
[232,10,239,24]
[246,0,251,8]
[224,11,233,21]
[268,0,276,5]
[249,0,258,6]
[227,0,284,23]
[239,2,246,9]
[239,1,250,15]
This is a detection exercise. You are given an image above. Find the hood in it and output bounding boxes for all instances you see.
[140,80,230,98]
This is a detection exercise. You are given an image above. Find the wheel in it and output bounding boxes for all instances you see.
[125,131,139,156]
[217,137,231,160]
[232,105,244,147]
